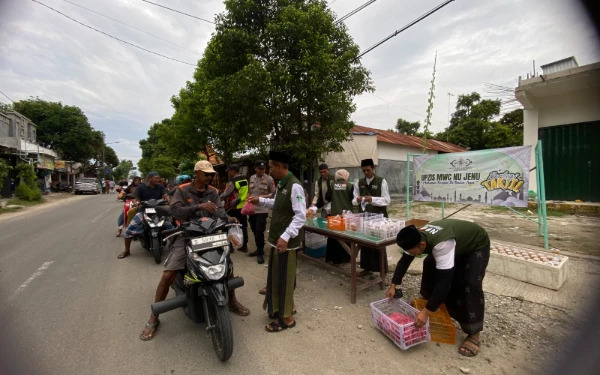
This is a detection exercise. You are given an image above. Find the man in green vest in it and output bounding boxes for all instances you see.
[219,164,249,253]
[248,150,306,333]
[388,219,490,357]
[311,163,334,218]
[353,158,391,276]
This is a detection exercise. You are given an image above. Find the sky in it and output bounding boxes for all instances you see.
[0,0,599,168]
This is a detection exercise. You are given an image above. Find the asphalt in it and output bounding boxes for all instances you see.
[0,193,280,375]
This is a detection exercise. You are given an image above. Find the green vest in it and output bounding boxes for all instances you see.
[268,172,304,249]
[233,177,248,209]
[330,180,354,216]
[358,175,388,217]
[421,219,489,256]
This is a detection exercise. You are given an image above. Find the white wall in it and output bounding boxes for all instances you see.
[324,135,378,168]
[377,142,437,161]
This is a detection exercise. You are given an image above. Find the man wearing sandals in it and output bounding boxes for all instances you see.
[388,220,490,357]
[140,160,250,341]
[247,150,306,333]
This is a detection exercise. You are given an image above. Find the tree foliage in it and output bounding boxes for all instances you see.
[14,163,42,201]
[434,92,523,150]
[0,159,11,192]
[113,159,134,180]
[395,118,422,136]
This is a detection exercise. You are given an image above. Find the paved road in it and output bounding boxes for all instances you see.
[0,194,284,375]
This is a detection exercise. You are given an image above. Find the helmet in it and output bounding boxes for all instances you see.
[176,175,192,185]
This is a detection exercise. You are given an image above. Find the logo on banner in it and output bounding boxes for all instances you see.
[450,157,473,171]
[480,170,524,193]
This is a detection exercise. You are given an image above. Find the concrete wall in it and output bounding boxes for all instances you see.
[0,114,10,138]
[377,142,436,161]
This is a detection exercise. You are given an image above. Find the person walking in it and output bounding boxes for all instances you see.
[109,180,116,194]
[248,160,275,264]
[353,158,391,276]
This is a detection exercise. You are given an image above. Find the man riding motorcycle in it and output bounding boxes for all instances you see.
[139,160,250,341]
[118,172,171,259]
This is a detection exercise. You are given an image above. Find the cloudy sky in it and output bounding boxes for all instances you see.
[1,0,599,167]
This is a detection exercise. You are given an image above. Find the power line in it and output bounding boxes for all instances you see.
[61,0,202,56]
[357,0,455,60]
[335,0,377,25]
[370,93,448,127]
[0,90,14,103]
[31,0,196,66]
[141,0,215,24]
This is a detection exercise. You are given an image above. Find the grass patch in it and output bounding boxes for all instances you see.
[6,198,45,207]
[0,206,22,214]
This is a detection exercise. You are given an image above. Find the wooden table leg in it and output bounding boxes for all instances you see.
[350,243,358,304]
[379,246,385,290]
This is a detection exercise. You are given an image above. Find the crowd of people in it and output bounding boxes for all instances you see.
[113,152,489,356]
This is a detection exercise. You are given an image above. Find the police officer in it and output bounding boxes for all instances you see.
[248,160,275,264]
[219,164,249,253]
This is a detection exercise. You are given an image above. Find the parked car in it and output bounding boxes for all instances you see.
[75,178,100,195]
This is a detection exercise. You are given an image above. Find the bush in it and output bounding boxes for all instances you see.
[15,183,42,201]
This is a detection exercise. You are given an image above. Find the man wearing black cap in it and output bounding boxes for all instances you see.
[311,163,334,218]
[353,158,391,276]
[248,151,306,332]
[219,164,249,253]
[248,160,275,264]
[389,219,490,357]
[118,171,169,259]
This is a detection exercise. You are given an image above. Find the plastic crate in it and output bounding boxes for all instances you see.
[304,244,326,258]
[412,299,455,344]
[305,233,327,248]
[343,212,384,233]
[327,216,345,231]
[370,298,430,350]
[365,218,405,239]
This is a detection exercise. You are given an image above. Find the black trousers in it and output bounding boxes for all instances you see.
[420,242,490,335]
[229,209,248,248]
[249,213,268,255]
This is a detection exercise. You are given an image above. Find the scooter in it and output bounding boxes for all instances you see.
[126,194,171,264]
[151,214,244,362]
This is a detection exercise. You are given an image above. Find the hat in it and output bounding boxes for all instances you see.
[194,160,216,173]
[269,150,291,165]
[225,164,240,172]
[147,171,159,178]
[318,163,328,170]
[361,159,375,168]
[335,169,350,181]
[396,225,423,250]
[255,160,266,168]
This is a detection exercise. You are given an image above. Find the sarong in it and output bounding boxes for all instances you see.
[264,247,297,318]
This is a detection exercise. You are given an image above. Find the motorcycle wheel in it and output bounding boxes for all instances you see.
[151,237,161,264]
[208,303,234,362]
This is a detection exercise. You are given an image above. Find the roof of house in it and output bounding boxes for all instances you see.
[350,125,467,153]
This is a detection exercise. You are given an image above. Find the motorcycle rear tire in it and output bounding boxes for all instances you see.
[208,303,234,362]
[152,237,161,264]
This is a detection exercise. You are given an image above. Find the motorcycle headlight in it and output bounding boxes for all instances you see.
[200,264,226,280]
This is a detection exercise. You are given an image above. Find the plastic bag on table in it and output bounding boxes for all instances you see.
[240,200,255,215]
[228,225,244,250]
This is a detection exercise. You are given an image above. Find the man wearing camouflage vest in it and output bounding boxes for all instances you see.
[248,150,306,333]
[353,158,391,276]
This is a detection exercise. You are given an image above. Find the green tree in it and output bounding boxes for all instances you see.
[113,159,134,180]
[195,0,372,166]
[0,159,11,192]
[14,163,42,201]
[12,98,99,163]
[395,118,421,136]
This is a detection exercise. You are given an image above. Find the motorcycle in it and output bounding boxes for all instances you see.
[151,214,244,362]
[126,194,171,264]
[51,182,73,193]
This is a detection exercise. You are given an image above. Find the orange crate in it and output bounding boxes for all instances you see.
[413,299,455,344]
[327,216,345,230]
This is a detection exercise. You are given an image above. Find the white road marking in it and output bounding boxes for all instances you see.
[14,261,54,295]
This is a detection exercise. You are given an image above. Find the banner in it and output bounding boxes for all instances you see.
[36,155,55,170]
[413,146,531,207]
[54,160,66,172]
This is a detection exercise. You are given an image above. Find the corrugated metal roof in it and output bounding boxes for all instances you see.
[350,125,466,153]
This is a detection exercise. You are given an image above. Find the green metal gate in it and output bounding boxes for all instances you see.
[539,122,600,202]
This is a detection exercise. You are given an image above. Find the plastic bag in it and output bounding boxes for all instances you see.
[228,225,244,250]
[240,200,255,215]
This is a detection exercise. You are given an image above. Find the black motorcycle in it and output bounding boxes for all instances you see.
[126,194,171,264]
[151,216,244,362]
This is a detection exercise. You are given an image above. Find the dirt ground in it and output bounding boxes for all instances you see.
[238,202,599,374]
[387,201,600,256]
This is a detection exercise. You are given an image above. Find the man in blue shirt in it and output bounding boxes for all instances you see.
[118,172,169,259]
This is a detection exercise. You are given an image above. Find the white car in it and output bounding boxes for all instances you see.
[75,178,101,195]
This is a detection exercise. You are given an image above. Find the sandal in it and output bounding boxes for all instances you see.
[116,229,122,237]
[459,336,480,357]
[259,287,267,296]
[117,251,130,259]
[139,320,160,341]
[265,318,296,333]
[228,302,250,316]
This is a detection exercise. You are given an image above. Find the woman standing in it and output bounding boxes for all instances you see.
[325,169,354,265]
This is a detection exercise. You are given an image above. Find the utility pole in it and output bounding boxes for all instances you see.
[447,93,455,141]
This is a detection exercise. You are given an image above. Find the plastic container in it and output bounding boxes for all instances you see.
[343,212,384,233]
[365,218,405,240]
[327,216,345,231]
[412,299,455,344]
[370,298,430,350]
